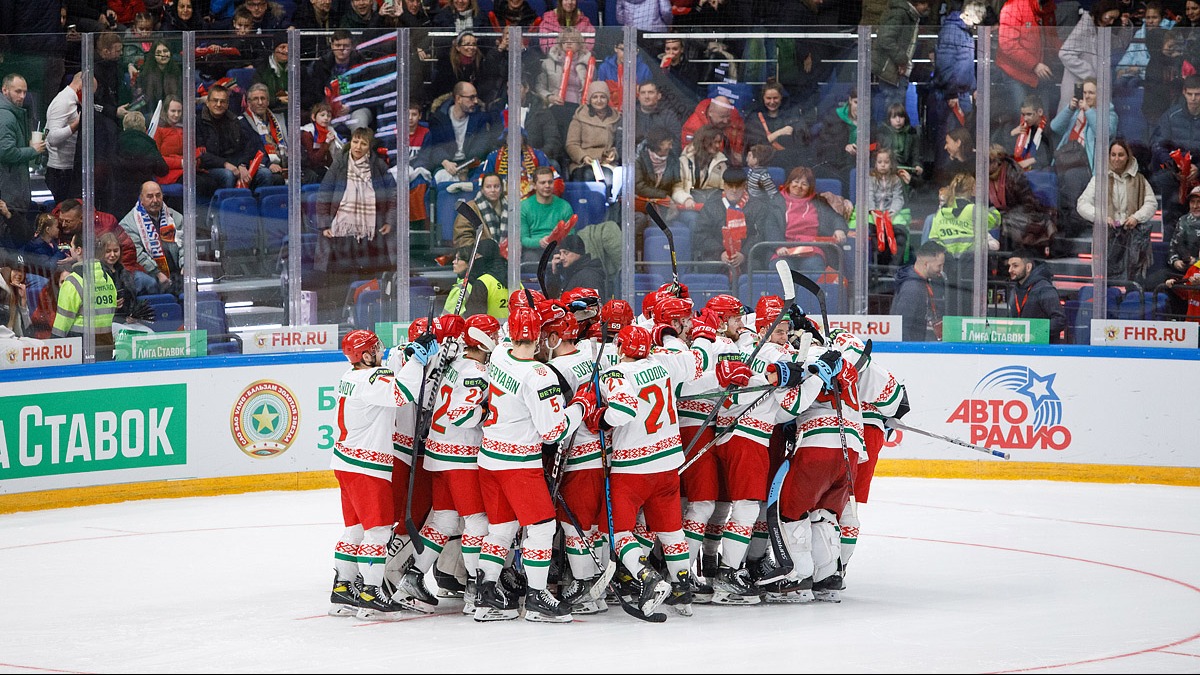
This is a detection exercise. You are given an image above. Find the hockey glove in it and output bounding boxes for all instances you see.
[569,381,599,419]
[583,405,609,434]
[715,359,752,388]
[404,333,439,366]
[787,303,806,331]
[766,361,807,388]
[690,308,720,343]
[651,323,678,346]
[432,315,466,341]
[807,349,843,390]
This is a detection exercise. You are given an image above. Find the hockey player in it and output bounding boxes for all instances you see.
[595,320,751,617]
[636,290,664,329]
[396,314,501,615]
[598,299,633,368]
[329,329,436,620]
[473,306,596,623]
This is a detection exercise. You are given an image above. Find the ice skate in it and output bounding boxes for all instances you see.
[329,574,361,617]
[395,566,439,613]
[812,574,843,603]
[663,570,694,617]
[523,588,573,623]
[461,578,477,615]
[473,572,519,622]
[355,584,418,621]
[633,561,671,616]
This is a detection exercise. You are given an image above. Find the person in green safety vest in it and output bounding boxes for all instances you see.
[443,237,510,318]
[927,173,1000,318]
[52,232,118,360]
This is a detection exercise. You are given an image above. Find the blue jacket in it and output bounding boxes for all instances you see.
[1151,103,1200,171]
[890,263,943,342]
[934,11,976,96]
[596,55,653,86]
[417,105,499,174]
[1051,103,1118,171]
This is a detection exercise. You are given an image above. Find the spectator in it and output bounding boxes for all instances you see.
[672,124,728,209]
[0,74,47,247]
[113,112,170,212]
[418,81,498,194]
[434,0,482,32]
[1005,249,1067,343]
[1059,0,1130,116]
[97,231,140,325]
[1151,74,1200,238]
[1051,77,1118,230]
[509,76,566,172]
[744,144,782,206]
[617,0,672,30]
[293,0,339,30]
[19,213,68,276]
[198,84,271,192]
[300,101,345,184]
[871,0,931,123]
[315,128,397,321]
[814,89,859,189]
[137,40,182,116]
[154,96,187,186]
[930,0,985,166]
[245,0,289,30]
[693,166,785,273]
[776,165,848,273]
[45,73,89,205]
[989,145,1057,253]
[301,31,368,128]
[479,132,560,202]
[253,36,291,115]
[537,0,597,53]
[853,147,912,267]
[119,181,183,296]
[120,13,157,86]
[996,0,1060,115]
[109,0,149,27]
[547,234,608,299]
[940,126,975,184]
[595,40,654,109]
[1143,21,1184,128]
[68,0,120,32]
[566,82,621,182]
[535,29,593,108]
[1177,0,1200,27]
[633,81,683,149]
[487,0,539,27]
[444,238,510,318]
[432,30,504,107]
[993,94,1057,173]
[1116,1,1173,84]
[240,83,289,186]
[162,0,203,30]
[927,173,1001,318]
[633,127,682,252]
[52,199,143,287]
[1078,139,1158,282]
[654,37,707,119]
[890,239,947,342]
[681,95,746,167]
[744,81,810,173]
[452,173,508,249]
[0,256,33,337]
[874,101,925,187]
[52,233,118,360]
[520,166,575,262]
[29,266,70,339]
[1166,186,1200,281]
[339,0,381,27]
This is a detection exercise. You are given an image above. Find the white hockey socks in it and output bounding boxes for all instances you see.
[840,499,860,569]
[479,520,519,583]
[614,530,646,573]
[460,512,488,579]
[682,499,716,567]
[781,517,814,581]
[359,525,393,588]
[704,501,732,560]
[522,520,557,591]
[810,509,840,583]
[658,530,690,578]
[720,500,760,569]
[334,524,364,581]
[561,520,598,580]
[414,509,463,573]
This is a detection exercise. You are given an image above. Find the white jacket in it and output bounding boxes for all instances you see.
[1076,157,1157,225]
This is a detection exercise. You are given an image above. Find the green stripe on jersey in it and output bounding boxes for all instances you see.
[334,448,392,473]
[612,445,682,468]
[479,447,542,462]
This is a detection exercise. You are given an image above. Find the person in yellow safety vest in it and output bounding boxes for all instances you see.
[443,238,510,318]
[926,173,1001,318]
[53,233,117,360]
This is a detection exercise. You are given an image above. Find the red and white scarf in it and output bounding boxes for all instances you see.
[1014,115,1046,163]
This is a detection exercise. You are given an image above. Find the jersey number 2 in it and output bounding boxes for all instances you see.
[638,384,677,435]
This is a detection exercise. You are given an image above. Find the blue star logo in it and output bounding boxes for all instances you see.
[1015,370,1057,410]
[974,366,1063,430]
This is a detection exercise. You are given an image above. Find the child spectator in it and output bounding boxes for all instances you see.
[854,147,912,267]
[20,213,68,275]
[300,102,346,184]
[875,102,925,187]
[744,144,779,202]
[97,232,139,324]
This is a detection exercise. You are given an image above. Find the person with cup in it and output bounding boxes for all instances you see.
[0,74,47,247]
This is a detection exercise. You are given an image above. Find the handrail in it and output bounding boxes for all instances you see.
[745,239,846,309]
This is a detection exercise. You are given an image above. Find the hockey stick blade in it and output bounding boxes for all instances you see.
[776,259,797,302]
[455,199,484,230]
[537,239,558,297]
[645,203,679,290]
[886,419,1011,459]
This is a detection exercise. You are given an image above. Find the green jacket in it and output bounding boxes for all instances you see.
[52,262,117,337]
[872,0,922,86]
[0,94,39,211]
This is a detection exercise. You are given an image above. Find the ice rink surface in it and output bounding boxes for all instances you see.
[1,477,1198,674]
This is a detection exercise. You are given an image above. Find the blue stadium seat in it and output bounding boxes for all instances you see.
[143,298,183,332]
[355,288,383,328]
[736,272,787,302]
[577,0,600,25]
[212,195,262,272]
[197,299,240,354]
[644,227,693,271]
[678,272,732,307]
[905,81,919,129]
[815,178,842,197]
[766,166,785,188]
[259,193,290,261]
[1025,171,1057,210]
[562,181,608,229]
[254,185,288,203]
[1118,290,1147,320]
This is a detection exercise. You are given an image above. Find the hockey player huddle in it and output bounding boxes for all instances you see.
[326,280,909,623]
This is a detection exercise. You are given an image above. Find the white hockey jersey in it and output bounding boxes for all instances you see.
[477,348,584,471]
[829,332,906,431]
[775,344,867,460]
[549,348,603,472]
[330,359,425,480]
[719,339,804,446]
[601,346,705,474]
[676,334,739,431]
[423,355,489,472]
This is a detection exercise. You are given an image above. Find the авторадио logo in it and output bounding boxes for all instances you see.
[946,365,1070,451]
[230,380,300,458]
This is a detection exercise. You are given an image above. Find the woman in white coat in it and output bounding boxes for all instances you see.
[1076,138,1158,281]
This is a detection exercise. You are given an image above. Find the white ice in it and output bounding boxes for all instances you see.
[1,477,1198,674]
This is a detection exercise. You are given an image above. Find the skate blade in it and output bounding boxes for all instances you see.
[813,589,841,603]
[461,602,476,615]
[473,606,520,622]
[571,599,608,615]
[640,581,672,616]
[328,603,358,617]
[669,602,693,617]
[691,591,714,604]
[523,610,573,623]
[395,596,436,614]
[589,561,618,601]
[437,589,464,598]
[355,607,414,621]
[765,589,814,604]
[710,591,761,606]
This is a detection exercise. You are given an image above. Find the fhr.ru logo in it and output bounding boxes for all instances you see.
[946,365,1071,451]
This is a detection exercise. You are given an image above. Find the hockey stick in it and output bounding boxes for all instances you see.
[553,492,617,604]
[404,294,439,553]
[680,259,796,460]
[595,321,667,623]
[679,382,779,401]
[537,238,559,298]
[884,419,1012,460]
[548,326,608,502]
[451,201,488,316]
[645,203,679,295]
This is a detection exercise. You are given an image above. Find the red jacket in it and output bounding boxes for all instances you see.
[681,98,746,166]
[107,0,147,26]
[997,0,1060,88]
[155,126,184,185]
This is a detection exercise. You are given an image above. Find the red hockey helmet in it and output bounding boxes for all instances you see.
[600,299,634,334]
[508,307,545,342]
[617,324,652,359]
[464,314,501,351]
[657,281,690,299]
[562,287,600,304]
[640,290,664,319]
[539,299,580,340]
[509,288,546,312]
[432,315,466,341]
[342,329,381,364]
[706,294,745,319]
[754,295,785,332]
[653,296,695,324]
[407,317,430,342]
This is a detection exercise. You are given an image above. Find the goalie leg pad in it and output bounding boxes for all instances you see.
[810,509,841,584]
[781,517,814,582]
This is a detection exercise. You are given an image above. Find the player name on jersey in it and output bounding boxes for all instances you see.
[238,325,340,354]
[0,338,82,369]
[1090,319,1199,349]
